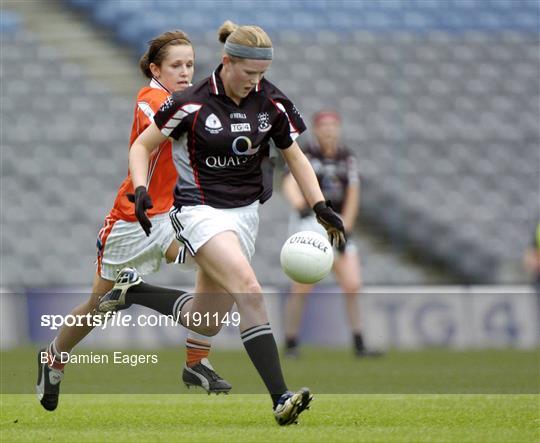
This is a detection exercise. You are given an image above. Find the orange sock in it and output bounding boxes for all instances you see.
[186,338,211,367]
[48,340,66,371]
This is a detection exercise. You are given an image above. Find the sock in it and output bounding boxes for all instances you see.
[125,282,193,320]
[186,332,211,367]
[47,338,66,371]
[241,323,288,408]
[354,332,364,352]
[285,337,298,350]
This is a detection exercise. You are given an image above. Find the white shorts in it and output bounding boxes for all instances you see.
[169,201,259,263]
[97,212,176,280]
[288,213,358,254]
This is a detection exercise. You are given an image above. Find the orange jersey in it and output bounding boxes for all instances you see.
[110,79,176,222]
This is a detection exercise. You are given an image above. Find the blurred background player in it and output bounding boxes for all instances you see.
[523,221,540,337]
[36,30,231,412]
[282,110,382,358]
[99,20,346,425]
[523,221,540,293]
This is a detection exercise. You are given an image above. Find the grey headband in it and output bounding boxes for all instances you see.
[224,41,273,60]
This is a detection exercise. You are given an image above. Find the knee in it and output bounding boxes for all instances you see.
[289,282,313,296]
[288,292,310,305]
[294,289,311,298]
[236,291,265,312]
[225,272,264,311]
[191,324,222,337]
[343,285,360,298]
[234,274,262,296]
[342,282,361,295]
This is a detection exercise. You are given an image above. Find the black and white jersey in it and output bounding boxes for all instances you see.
[302,143,360,213]
[153,64,306,209]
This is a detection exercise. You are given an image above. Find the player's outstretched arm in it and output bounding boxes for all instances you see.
[282,142,345,247]
[281,142,324,207]
[129,122,169,188]
[282,172,308,212]
[341,183,360,233]
[128,122,170,235]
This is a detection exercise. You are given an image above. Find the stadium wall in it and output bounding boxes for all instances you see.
[1,286,537,350]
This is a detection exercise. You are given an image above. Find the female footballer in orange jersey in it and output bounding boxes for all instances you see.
[36,31,230,412]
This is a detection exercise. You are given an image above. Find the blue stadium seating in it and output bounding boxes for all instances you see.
[2,1,538,284]
[66,0,540,281]
[66,0,540,51]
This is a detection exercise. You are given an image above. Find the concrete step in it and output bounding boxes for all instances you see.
[6,0,143,97]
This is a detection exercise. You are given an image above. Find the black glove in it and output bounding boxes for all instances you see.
[336,237,347,255]
[126,186,153,236]
[313,200,346,248]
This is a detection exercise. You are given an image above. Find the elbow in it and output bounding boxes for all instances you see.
[130,141,151,161]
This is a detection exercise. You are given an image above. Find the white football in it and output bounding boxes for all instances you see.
[280,231,334,284]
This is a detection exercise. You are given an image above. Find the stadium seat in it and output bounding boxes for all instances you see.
[3,1,538,286]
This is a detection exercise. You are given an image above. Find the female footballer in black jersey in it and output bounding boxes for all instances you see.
[99,21,345,426]
[282,110,382,358]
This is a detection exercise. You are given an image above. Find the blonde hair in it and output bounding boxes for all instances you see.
[218,20,272,55]
[139,30,193,79]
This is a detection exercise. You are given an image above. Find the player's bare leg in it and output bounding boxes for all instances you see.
[190,231,312,424]
[180,269,235,393]
[284,282,314,357]
[37,273,112,411]
[166,241,233,391]
[98,262,235,393]
[333,251,362,332]
[190,231,269,329]
[334,251,382,357]
[55,273,113,352]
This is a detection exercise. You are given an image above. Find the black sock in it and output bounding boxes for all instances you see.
[125,282,192,319]
[285,337,298,350]
[241,324,288,408]
[354,332,364,351]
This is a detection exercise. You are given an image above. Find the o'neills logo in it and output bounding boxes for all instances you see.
[289,236,328,252]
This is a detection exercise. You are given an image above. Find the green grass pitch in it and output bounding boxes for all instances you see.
[1,347,539,442]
